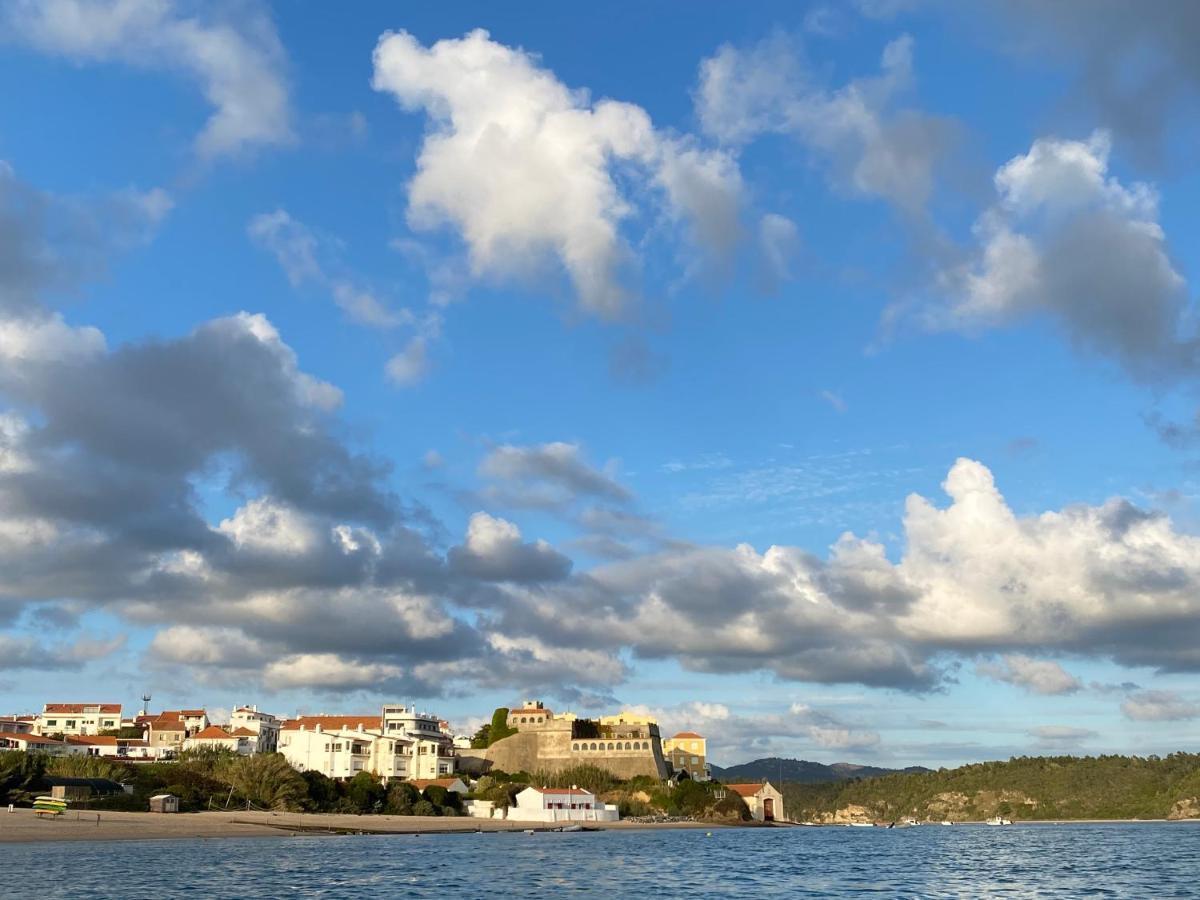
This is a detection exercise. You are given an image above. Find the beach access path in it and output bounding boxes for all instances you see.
[0,807,721,843]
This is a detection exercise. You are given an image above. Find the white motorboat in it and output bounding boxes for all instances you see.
[985,816,1013,826]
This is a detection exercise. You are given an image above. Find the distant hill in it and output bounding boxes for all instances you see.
[709,757,931,784]
[782,753,1200,823]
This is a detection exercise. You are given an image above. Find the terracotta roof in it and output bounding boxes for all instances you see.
[66,735,118,746]
[724,783,774,797]
[189,725,233,740]
[230,727,257,737]
[408,778,464,790]
[671,732,705,740]
[43,703,121,714]
[528,787,594,796]
[164,709,207,717]
[281,715,382,732]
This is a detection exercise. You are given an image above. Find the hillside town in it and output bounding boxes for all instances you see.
[0,698,785,824]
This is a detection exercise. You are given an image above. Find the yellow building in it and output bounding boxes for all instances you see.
[598,710,658,727]
[662,731,709,780]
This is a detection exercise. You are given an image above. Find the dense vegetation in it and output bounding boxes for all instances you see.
[0,750,462,816]
[471,708,517,749]
[783,754,1200,822]
[712,757,929,784]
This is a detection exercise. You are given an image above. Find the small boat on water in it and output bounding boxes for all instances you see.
[941,821,954,826]
[985,816,1013,826]
[846,822,875,827]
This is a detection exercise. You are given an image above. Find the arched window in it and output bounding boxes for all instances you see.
[589,742,597,751]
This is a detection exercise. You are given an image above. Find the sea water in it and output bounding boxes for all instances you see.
[2,822,1197,897]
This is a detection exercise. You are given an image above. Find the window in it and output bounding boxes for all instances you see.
[692,756,700,765]
[46,720,57,727]
[66,720,77,728]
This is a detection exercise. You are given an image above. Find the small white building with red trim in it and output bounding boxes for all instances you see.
[502,786,619,822]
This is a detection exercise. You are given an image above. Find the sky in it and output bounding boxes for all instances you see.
[1,0,1199,768]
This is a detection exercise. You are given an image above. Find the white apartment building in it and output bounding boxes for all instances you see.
[278,711,456,782]
[35,703,122,736]
[230,705,281,753]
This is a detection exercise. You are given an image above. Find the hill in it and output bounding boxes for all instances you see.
[710,757,930,784]
[781,753,1200,823]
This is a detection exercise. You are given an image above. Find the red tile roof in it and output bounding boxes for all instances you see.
[407,778,465,790]
[230,727,257,737]
[671,732,705,740]
[43,703,121,714]
[281,715,382,732]
[725,783,775,797]
[66,735,118,746]
[147,717,186,732]
[191,726,233,740]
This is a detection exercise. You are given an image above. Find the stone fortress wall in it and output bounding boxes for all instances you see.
[465,703,669,780]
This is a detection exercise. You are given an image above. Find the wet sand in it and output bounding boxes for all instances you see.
[0,808,721,843]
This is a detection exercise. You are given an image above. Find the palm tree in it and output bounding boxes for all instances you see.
[219,753,307,811]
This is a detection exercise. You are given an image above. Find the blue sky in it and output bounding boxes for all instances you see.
[0,0,1199,767]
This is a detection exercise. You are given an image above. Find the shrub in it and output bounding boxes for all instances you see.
[386,782,420,814]
[345,772,385,812]
[487,709,517,746]
[302,771,340,811]
[412,799,437,817]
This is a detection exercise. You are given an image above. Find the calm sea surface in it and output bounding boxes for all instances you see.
[3,822,1198,897]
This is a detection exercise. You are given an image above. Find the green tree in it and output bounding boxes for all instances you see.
[385,781,419,815]
[0,751,46,803]
[302,770,340,811]
[470,723,492,750]
[345,771,385,812]
[218,753,307,811]
[45,755,133,782]
[411,798,437,817]
[487,708,517,746]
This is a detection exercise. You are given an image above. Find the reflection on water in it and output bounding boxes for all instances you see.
[3,822,1198,898]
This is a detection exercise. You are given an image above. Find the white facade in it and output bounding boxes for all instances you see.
[381,704,451,748]
[498,787,619,823]
[35,704,122,736]
[278,713,457,782]
[230,706,280,753]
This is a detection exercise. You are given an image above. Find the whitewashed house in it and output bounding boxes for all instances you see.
[35,703,122,736]
[502,786,619,823]
[725,782,785,822]
[230,705,280,753]
[184,725,256,755]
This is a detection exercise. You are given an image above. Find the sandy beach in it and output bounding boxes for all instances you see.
[0,807,721,843]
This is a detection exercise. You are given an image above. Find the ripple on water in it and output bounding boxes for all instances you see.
[1,822,1198,898]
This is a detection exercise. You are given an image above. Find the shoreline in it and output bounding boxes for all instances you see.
[0,808,1194,844]
[0,808,723,844]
